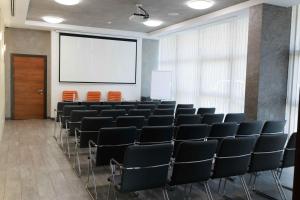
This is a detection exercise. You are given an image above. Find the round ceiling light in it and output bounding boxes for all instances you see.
[186,0,215,10]
[143,19,163,27]
[42,16,64,24]
[54,0,81,6]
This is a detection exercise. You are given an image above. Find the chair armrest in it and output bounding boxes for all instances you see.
[110,158,123,184]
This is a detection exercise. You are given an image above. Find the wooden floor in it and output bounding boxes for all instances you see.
[0,120,295,200]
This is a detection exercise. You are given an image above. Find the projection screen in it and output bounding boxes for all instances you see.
[59,33,137,84]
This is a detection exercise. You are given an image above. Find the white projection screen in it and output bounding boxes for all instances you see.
[59,33,137,84]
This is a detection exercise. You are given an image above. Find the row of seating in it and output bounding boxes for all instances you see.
[62,90,122,102]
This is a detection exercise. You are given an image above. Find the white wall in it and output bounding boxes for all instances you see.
[50,31,142,118]
[0,10,5,140]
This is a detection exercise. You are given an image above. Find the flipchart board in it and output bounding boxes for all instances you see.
[150,71,172,100]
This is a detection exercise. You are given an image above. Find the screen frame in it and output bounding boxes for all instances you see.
[59,32,138,84]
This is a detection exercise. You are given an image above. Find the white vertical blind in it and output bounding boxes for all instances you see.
[159,14,249,114]
[285,5,300,134]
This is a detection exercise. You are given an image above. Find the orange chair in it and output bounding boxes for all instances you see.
[62,90,78,102]
[107,91,122,102]
[87,91,101,102]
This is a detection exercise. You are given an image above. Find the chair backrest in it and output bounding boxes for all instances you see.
[62,90,78,102]
[197,108,216,115]
[79,117,114,148]
[121,101,138,105]
[175,114,202,126]
[209,122,238,139]
[86,91,101,102]
[96,127,136,166]
[120,144,173,192]
[140,101,158,105]
[174,124,211,154]
[224,113,245,124]
[176,104,194,109]
[147,115,174,126]
[236,121,264,137]
[262,120,286,134]
[137,104,157,111]
[115,105,136,113]
[116,116,145,129]
[175,108,196,117]
[139,126,174,144]
[157,104,176,109]
[56,102,79,121]
[70,110,98,122]
[213,137,257,178]
[201,114,224,125]
[89,105,112,114]
[161,101,176,105]
[282,132,297,168]
[153,109,174,116]
[249,134,288,172]
[62,105,87,116]
[107,91,122,102]
[169,140,217,186]
[99,109,127,120]
[128,109,152,118]
[80,102,103,107]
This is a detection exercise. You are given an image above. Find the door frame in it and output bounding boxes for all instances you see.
[11,53,47,119]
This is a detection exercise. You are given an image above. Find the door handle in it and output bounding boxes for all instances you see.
[37,89,44,95]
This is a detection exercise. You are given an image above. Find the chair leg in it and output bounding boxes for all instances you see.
[107,182,111,200]
[204,181,214,200]
[59,128,64,147]
[222,178,227,195]
[240,176,252,200]
[271,170,287,200]
[53,120,57,140]
[91,165,98,200]
[66,132,71,158]
[217,179,222,193]
[163,188,170,200]
[73,143,81,176]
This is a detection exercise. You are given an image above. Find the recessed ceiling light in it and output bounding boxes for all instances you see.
[42,16,64,24]
[143,19,163,27]
[186,0,214,10]
[107,21,112,24]
[168,12,179,16]
[54,0,81,5]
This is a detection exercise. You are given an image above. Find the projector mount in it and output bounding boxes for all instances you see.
[129,4,150,22]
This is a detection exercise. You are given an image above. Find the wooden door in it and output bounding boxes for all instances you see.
[12,54,46,119]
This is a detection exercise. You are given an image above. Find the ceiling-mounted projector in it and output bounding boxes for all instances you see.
[129,4,149,23]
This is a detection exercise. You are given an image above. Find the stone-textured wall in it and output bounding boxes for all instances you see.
[141,39,159,98]
[245,4,291,120]
[4,28,51,118]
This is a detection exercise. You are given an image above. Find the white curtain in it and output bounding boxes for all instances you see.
[159,14,249,114]
[285,5,300,134]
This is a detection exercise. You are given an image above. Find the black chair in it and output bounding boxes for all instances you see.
[175,114,202,126]
[140,101,159,104]
[139,126,174,144]
[169,140,218,199]
[108,144,173,200]
[88,127,137,199]
[53,102,79,139]
[102,102,121,108]
[65,110,99,157]
[236,121,264,137]
[128,109,152,118]
[224,113,245,124]
[208,123,238,151]
[212,137,257,200]
[197,107,216,115]
[148,115,174,126]
[175,108,196,117]
[279,132,297,174]
[201,114,224,125]
[59,105,87,146]
[161,101,176,105]
[173,124,211,155]
[157,104,176,109]
[73,117,114,175]
[121,101,138,105]
[153,109,174,116]
[115,105,136,113]
[89,105,113,114]
[248,134,288,200]
[261,120,286,134]
[80,102,103,107]
[116,116,145,129]
[177,104,194,109]
[99,109,127,120]
[137,104,157,111]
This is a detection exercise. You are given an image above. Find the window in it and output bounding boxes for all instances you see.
[159,14,249,113]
